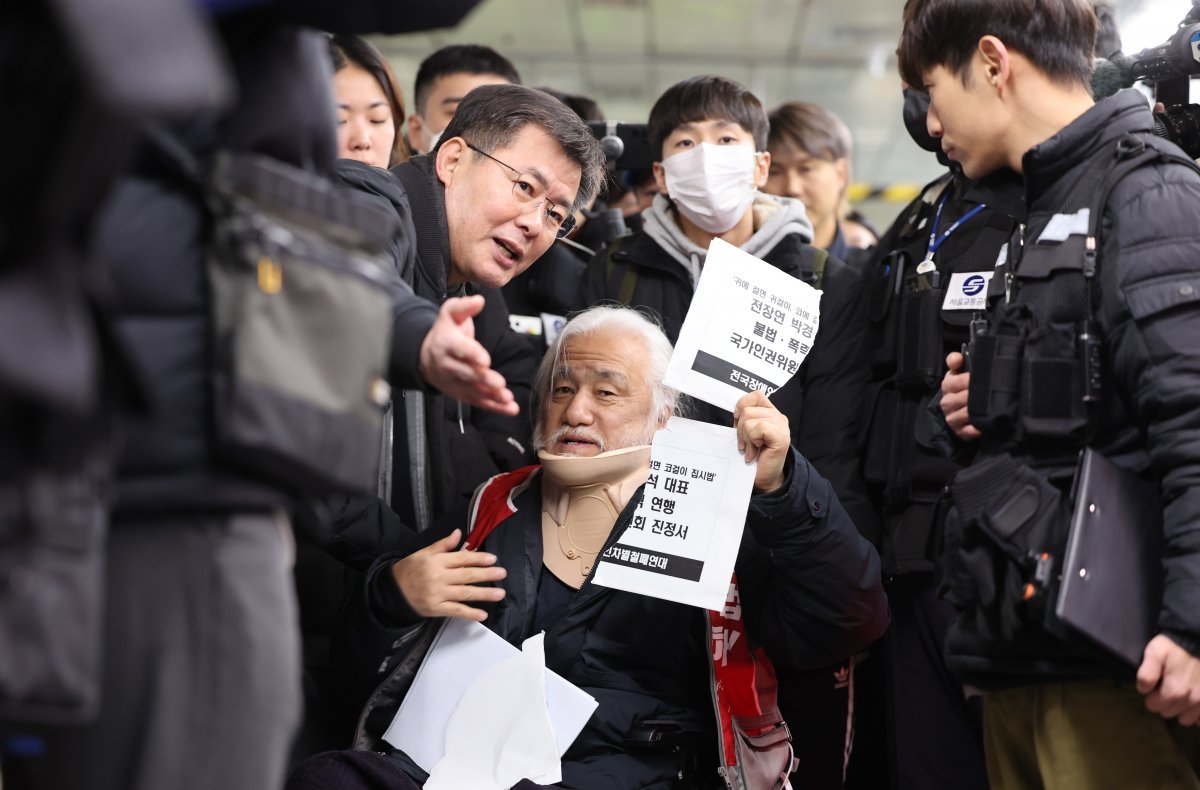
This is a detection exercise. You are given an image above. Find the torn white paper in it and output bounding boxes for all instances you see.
[664,237,822,413]
[591,416,757,611]
[383,619,597,781]
[425,632,559,790]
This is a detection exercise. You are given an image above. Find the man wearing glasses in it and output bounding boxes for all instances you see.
[297,84,605,759]
[376,82,605,528]
[323,83,604,568]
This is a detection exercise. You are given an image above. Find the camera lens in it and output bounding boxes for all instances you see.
[1154,104,1200,159]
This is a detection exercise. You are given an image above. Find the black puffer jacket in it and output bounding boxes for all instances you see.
[97,21,395,516]
[98,16,445,518]
[348,451,888,789]
[576,197,878,543]
[944,90,1200,681]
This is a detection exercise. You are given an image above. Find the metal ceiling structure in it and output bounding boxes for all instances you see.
[373,0,1174,224]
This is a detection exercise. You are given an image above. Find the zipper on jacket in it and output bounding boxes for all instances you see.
[404,390,432,532]
[1005,223,1026,304]
[572,488,640,598]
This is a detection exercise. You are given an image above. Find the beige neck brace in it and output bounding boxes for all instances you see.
[539,445,651,589]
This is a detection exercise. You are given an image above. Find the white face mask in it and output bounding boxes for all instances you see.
[417,115,444,153]
[661,142,759,234]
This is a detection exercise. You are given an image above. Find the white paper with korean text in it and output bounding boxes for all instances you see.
[591,417,756,611]
[664,237,822,413]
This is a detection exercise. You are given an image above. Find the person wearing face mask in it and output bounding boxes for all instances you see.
[853,83,1022,790]
[405,44,520,156]
[576,75,878,789]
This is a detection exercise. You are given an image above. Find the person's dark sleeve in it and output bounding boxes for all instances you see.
[319,495,422,570]
[470,287,537,467]
[736,448,889,668]
[337,501,469,695]
[330,159,437,392]
[1104,163,1200,656]
[791,258,880,544]
[389,292,438,391]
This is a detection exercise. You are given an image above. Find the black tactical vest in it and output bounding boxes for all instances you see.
[940,132,1200,684]
[861,173,1018,575]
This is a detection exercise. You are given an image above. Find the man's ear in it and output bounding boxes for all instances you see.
[752,150,771,189]
[977,35,1012,95]
[652,160,669,198]
[435,136,468,185]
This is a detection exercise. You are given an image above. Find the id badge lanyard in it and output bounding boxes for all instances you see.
[914,193,988,289]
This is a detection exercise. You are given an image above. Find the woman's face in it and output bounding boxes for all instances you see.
[333,64,396,169]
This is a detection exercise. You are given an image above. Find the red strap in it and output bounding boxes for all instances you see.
[708,573,784,767]
[463,465,540,551]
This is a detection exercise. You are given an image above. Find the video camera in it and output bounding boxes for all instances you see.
[588,121,655,172]
[1122,0,1200,157]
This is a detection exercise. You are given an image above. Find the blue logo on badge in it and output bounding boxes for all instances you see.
[962,274,987,296]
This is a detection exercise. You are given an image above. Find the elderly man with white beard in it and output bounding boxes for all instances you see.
[295,305,887,790]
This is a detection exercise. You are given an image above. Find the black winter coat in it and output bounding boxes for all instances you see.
[334,158,537,531]
[577,229,879,544]
[945,90,1200,680]
[349,451,888,789]
[97,21,387,516]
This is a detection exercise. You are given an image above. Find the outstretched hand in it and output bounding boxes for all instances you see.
[419,295,519,416]
[390,529,507,622]
[733,390,791,495]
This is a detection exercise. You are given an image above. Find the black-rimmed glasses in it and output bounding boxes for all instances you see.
[465,142,577,239]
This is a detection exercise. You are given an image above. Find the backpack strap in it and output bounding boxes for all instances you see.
[602,236,639,305]
[809,246,829,291]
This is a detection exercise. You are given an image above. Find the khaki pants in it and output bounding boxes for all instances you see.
[984,680,1200,790]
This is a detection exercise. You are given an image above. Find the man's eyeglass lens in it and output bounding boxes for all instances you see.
[467,143,576,239]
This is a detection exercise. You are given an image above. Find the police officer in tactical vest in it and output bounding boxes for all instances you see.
[858,87,1019,789]
[899,0,1200,787]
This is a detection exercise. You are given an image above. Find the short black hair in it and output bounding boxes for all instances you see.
[537,87,605,123]
[413,44,521,117]
[441,84,607,212]
[897,0,1096,91]
[646,76,768,160]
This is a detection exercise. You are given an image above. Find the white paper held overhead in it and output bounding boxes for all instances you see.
[664,237,822,413]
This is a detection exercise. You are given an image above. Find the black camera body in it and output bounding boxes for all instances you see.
[587,121,655,172]
[1127,0,1200,158]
